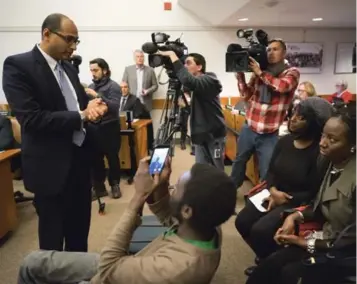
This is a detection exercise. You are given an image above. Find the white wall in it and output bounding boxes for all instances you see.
[0,1,356,103]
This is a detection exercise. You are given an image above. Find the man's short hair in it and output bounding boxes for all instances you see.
[188,53,206,73]
[182,163,236,232]
[41,13,68,34]
[268,38,287,51]
[89,58,111,77]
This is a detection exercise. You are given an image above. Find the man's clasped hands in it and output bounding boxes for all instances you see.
[82,98,108,122]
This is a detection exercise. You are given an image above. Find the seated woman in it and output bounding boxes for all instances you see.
[296,81,317,100]
[246,102,356,284]
[286,81,317,120]
[235,97,334,275]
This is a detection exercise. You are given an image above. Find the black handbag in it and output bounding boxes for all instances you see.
[300,223,356,284]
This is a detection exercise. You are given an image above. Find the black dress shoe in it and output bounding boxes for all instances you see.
[111,184,122,199]
[244,266,257,277]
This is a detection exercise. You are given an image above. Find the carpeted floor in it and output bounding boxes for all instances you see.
[0,147,254,284]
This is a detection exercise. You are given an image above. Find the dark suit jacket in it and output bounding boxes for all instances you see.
[0,115,14,150]
[122,94,151,119]
[2,46,93,196]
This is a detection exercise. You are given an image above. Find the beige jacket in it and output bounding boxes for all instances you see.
[90,194,222,284]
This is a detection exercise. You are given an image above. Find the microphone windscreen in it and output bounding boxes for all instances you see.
[71,55,82,65]
[227,44,242,52]
[142,42,159,54]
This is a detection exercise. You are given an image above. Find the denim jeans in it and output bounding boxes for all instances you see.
[230,124,278,189]
[17,250,99,284]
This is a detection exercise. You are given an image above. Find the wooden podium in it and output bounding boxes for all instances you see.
[0,149,20,239]
[105,116,152,171]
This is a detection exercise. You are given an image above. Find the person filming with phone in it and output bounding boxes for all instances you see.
[230,38,301,190]
[18,157,237,284]
[157,51,226,170]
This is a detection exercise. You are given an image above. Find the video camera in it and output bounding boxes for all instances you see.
[226,29,269,73]
[142,33,188,77]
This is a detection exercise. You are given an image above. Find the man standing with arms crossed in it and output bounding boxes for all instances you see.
[230,38,300,189]
[2,13,110,252]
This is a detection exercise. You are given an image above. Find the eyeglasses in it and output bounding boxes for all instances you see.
[51,30,80,46]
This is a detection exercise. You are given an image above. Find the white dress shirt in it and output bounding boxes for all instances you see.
[136,65,144,102]
[37,45,80,110]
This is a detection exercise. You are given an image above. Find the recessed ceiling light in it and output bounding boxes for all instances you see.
[312,18,323,21]
[238,18,249,21]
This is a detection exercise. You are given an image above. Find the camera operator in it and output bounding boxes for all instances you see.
[86,58,122,199]
[157,51,226,170]
[230,38,300,189]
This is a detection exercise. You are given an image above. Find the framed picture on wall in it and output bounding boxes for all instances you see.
[285,43,323,74]
[334,42,356,74]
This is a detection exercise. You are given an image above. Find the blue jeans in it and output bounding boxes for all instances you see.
[230,124,278,189]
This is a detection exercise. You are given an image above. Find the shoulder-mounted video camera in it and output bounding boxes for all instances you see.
[142,33,188,78]
[226,29,269,73]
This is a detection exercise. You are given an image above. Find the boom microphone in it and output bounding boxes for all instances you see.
[142,42,159,54]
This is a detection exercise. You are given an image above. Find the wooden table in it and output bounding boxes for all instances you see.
[0,149,20,239]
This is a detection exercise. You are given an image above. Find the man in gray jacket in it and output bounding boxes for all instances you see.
[122,50,158,111]
[158,51,226,170]
[86,58,122,199]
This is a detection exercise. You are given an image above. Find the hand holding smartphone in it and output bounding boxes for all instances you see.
[149,145,170,175]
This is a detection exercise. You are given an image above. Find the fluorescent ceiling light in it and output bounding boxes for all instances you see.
[312,18,323,21]
[238,18,249,21]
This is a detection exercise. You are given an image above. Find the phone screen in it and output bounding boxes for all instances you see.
[149,147,169,175]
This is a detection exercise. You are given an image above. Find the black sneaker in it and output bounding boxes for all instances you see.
[111,184,122,199]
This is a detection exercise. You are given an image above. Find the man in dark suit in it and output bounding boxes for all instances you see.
[119,81,154,151]
[2,13,109,252]
[119,81,150,119]
[0,115,14,151]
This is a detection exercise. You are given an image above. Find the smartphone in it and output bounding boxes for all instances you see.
[149,146,170,175]
[261,199,269,210]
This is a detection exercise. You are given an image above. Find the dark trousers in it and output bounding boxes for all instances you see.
[33,146,92,252]
[300,260,356,284]
[246,246,306,284]
[230,124,278,189]
[180,107,190,142]
[235,199,293,258]
[92,121,121,186]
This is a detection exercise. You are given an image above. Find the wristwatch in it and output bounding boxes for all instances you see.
[307,238,316,254]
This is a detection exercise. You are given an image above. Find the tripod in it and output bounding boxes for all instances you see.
[154,77,188,156]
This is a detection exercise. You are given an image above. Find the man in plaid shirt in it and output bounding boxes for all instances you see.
[230,38,300,189]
